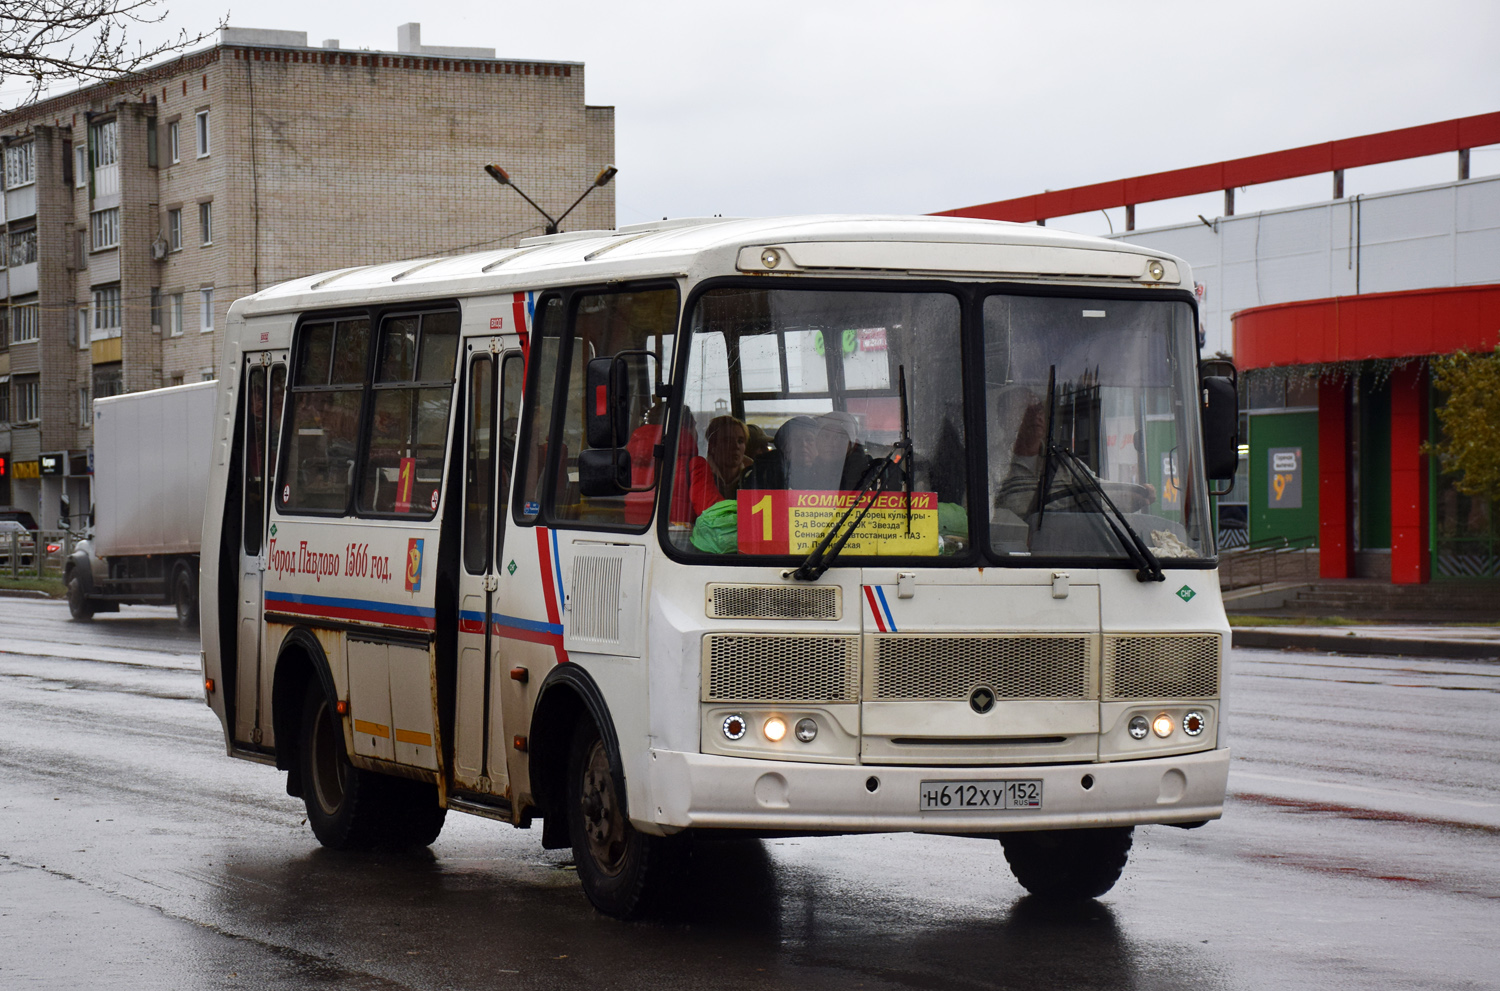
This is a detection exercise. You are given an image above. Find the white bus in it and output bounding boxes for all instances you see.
[201,216,1240,918]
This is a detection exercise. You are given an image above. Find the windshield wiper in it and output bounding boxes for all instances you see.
[792,442,906,582]
[1045,444,1165,583]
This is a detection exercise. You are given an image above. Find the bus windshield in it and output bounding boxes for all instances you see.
[670,284,1209,565]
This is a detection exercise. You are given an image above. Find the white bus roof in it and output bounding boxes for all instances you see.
[233,215,1189,319]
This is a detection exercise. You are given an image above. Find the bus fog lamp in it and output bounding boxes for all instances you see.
[763,716,787,742]
[1183,711,1205,736]
[795,717,818,743]
[722,714,747,741]
[1128,715,1150,740]
[1152,714,1174,738]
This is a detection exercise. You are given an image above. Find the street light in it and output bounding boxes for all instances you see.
[484,163,617,235]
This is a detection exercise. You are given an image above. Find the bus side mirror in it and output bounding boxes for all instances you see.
[1201,375,1239,482]
[578,448,631,496]
[59,493,71,529]
[585,356,630,449]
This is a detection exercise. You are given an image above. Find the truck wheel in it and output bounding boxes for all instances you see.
[173,564,199,628]
[567,720,686,918]
[66,572,95,622]
[298,683,445,850]
[999,826,1134,900]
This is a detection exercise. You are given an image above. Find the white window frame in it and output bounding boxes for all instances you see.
[4,142,35,188]
[78,384,90,425]
[168,209,182,251]
[195,110,210,158]
[77,307,90,350]
[199,201,212,245]
[199,287,214,333]
[90,119,118,169]
[92,286,122,340]
[11,303,39,344]
[91,208,120,251]
[8,229,37,267]
[169,293,184,337]
[167,120,180,164]
[74,146,88,188]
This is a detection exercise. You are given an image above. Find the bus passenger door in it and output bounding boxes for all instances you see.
[453,345,523,796]
[235,354,286,746]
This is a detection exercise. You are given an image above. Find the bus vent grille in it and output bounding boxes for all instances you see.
[569,555,623,643]
[706,583,841,620]
[868,634,1094,701]
[703,634,859,703]
[1103,635,1221,700]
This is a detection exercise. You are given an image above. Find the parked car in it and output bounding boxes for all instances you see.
[0,507,39,530]
[0,520,36,566]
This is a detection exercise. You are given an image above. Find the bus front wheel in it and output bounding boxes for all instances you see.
[566,721,686,918]
[298,683,446,850]
[66,572,95,621]
[999,826,1134,900]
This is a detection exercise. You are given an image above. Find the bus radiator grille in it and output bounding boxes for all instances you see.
[866,634,1095,702]
[1103,634,1221,700]
[702,634,860,703]
[706,583,841,621]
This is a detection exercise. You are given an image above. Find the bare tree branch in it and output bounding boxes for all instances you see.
[1,0,224,112]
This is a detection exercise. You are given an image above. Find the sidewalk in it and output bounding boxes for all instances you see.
[1230,623,1500,660]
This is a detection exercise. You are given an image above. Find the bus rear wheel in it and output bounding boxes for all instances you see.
[567,721,686,918]
[298,683,446,850]
[999,826,1134,900]
[172,564,198,628]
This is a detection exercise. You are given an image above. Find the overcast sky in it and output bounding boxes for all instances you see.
[12,0,1500,235]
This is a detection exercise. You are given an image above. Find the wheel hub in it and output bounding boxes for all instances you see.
[580,740,627,876]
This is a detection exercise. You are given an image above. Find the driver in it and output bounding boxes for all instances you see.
[995,391,1155,517]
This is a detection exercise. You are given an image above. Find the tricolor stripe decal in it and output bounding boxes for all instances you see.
[266,591,436,632]
[534,527,569,664]
[863,585,898,633]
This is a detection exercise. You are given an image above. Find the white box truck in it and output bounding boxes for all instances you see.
[65,382,215,625]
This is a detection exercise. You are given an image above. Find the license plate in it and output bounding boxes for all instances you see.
[919,779,1043,811]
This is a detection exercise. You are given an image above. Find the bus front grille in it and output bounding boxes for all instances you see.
[1103,634,1221,700]
[706,583,841,621]
[702,634,860,703]
[866,634,1096,702]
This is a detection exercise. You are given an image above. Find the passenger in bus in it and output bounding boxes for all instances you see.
[686,415,752,517]
[745,423,774,462]
[741,415,852,492]
[995,390,1154,517]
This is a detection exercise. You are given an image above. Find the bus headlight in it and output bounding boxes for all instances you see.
[795,717,818,743]
[763,716,787,742]
[1152,713,1174,738]
[1128,715,1150,740]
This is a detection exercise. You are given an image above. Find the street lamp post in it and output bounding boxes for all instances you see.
[484,163,618,236]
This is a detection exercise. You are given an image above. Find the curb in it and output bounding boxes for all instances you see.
[0,588,55,600]
[1232,628,1500,661]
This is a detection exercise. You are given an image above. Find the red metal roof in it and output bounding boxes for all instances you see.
[937,112,1500,224]
[1233,284,1500,369]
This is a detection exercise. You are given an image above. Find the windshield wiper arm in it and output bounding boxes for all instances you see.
[791,448,902,582]
[1047,444,1165,583]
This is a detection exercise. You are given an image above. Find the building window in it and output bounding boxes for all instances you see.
[169,374,184,387]
[168,121,180,164]
[200,288,214,332]
[150,288,162,330]
[15,376,39,422]
[93,364,123,406]
[200,366,215,382]
[93,286,122,340]
[199,202,212,245]
[170,293,184,337]
[90,119,118,169]
[91,208,120,250]
[0,380,9,423]
[4,142,35,188]
[8,229,37,267]
[74,145,87,188]
[11,303,39,344]
[78,385,90,425]
[195,110,210,158]
[77,307,90,350]
[168,209,182,250]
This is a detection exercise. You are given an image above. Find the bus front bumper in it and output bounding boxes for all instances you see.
[644,747,1230,834]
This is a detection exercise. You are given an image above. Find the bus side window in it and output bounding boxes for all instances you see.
[548,287,680,527]
[462,355,494,574]
[358,310,460,517]
[281,318,370,514]
[497,352,524,531]
[243,366,267,554]
[515,296,565,523]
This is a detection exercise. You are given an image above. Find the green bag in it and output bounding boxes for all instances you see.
[690,500,739,554]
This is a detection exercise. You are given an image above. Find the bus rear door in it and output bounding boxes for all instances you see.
[235,352,286,746]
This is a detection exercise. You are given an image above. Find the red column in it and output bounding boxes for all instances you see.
[1318,378,1354,578]
[1389,365,1430,584]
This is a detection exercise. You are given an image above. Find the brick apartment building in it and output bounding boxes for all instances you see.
[0,24,615,524]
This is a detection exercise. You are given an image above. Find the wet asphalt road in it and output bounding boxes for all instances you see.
[1,598,1497,990]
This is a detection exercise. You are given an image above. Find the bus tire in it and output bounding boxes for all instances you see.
[567,720,685,918]
[172,564,198,628]
[999,826,1134,900]
[66,572,95,621]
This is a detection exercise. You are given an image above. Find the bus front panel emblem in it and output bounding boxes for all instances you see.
[970,687,995,714]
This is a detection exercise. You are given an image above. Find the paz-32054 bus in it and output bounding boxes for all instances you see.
[200,215,1240,918]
